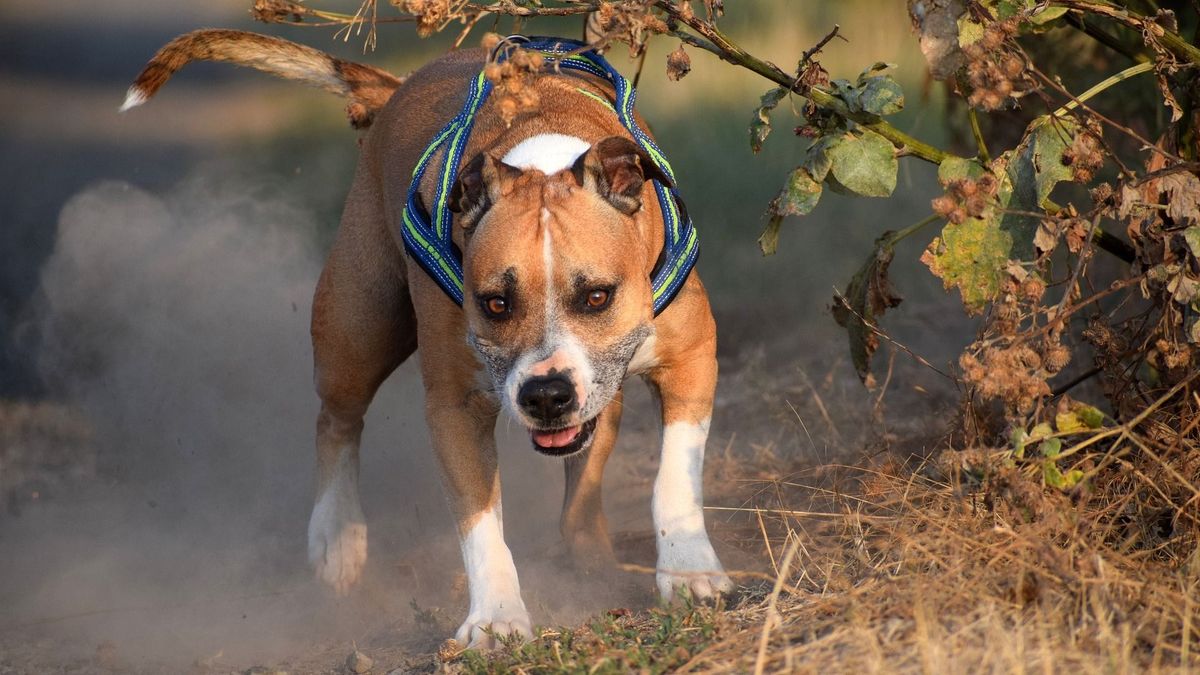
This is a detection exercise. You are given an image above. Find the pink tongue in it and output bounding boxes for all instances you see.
[532,425,581,448]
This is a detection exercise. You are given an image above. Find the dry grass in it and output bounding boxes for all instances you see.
[674,454,1200,674]
[451,405,1200,673]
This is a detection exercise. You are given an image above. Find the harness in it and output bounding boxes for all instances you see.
[400,35,699,316]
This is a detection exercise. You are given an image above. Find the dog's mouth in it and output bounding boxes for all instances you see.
[529,417,597,457]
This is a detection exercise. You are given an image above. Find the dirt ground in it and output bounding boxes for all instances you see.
[0,291,951,674]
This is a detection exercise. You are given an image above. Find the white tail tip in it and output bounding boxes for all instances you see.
[118,86,147,113]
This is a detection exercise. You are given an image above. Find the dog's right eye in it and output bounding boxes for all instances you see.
[481,296,511,319]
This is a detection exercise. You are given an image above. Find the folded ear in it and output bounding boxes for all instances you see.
[571,136,674,215]
[449,153,524,226]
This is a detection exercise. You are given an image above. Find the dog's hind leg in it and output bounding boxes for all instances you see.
[308,166,416,594]
[560,389,622,572]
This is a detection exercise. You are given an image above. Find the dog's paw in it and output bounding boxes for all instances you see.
[307,501,367,595]
[657,568,733,601]
[455,608,532,650]
[656,535,733,601]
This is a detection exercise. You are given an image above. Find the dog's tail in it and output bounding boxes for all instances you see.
[121,29,403,128]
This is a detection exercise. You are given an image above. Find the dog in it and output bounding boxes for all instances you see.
[124,29,731,648]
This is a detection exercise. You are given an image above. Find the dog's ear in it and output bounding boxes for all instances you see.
[572,136,674,215]
[449,153,523,226]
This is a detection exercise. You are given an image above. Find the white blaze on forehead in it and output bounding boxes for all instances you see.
[500,206,597,427]
[502,133,591,174]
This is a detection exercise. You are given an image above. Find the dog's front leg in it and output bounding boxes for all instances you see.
[424,387,531,649]
[645,343,732,601]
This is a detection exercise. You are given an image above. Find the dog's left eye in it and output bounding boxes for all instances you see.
[481,295,511,319]
[581,288,613,312]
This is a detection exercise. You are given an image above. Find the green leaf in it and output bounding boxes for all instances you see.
[773,167,824,217]
[833,231,904,384]
[804,135,838,182]
[1028,6,1069,25]
[749,87,787,154]
[1055,411,1086,434]
[923,117,1069,313]
[1030,422,1053,440]
[1043,460,1083,489]
[1040,437,1062,458]
[1011,115,1079,208]
[938,157,987,185]
[1043,460,1066,487]
[921,212,1018,313]
[958,17,985,47]
[759,167,823,255]
[826,130,897,198]
[1076,404,1104,429]
[854,74,905,116]
[758,215,784,256]
[1184,226,1200,259]
[1011,427,1030,459]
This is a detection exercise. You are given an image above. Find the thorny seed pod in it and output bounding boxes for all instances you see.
[666,45,691,81]
[1000,54,1024,79]
[965,194,989,218]
[932,194,957,217]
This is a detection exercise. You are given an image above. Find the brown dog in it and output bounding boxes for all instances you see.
[124,30,731,648]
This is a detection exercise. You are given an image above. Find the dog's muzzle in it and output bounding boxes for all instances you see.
[528,417,598,457]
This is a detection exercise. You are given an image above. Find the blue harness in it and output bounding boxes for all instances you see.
[400,36,699,316]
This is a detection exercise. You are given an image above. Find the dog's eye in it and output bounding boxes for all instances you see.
[583,288,612,311]
[481,296,511,318]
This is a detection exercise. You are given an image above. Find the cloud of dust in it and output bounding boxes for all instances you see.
[0,164,665,671]
[0,166,442,669]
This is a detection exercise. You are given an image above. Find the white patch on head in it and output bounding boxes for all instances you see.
[456,506,531,648]
[307,447,367,595]
[653,418,732,600]
[118,86,148,113]
[499,221,599,428]
[626,332,659,376]
[502,133,591,175]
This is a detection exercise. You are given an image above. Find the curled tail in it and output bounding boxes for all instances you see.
[121,29,403,128]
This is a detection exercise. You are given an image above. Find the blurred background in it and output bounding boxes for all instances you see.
[0,1,971,671]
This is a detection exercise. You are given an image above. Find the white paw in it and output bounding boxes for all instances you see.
[656,534,733,601]
[455,605,532,650]
[307,491,367,595]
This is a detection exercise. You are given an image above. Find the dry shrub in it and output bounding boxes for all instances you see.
[682,448,1200,673]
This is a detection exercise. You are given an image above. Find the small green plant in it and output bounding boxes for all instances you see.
[453,597,723,674]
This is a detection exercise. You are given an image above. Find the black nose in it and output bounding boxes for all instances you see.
[518,376,576,422]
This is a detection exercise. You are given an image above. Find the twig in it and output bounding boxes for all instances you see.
[1053,0,1200,66]
[655,2,951,165]
[799,24,842,68]
[831,287,958,382]
[968,105,992,163]
[1064,12,1151,64]
[1051,365,1104,396]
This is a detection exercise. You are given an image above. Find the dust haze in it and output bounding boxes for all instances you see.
[0,165,670,671]
[0,155,954,672]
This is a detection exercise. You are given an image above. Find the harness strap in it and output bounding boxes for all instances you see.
[400,36,699,315]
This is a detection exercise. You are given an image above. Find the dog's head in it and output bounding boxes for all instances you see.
[451,135,668,456]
